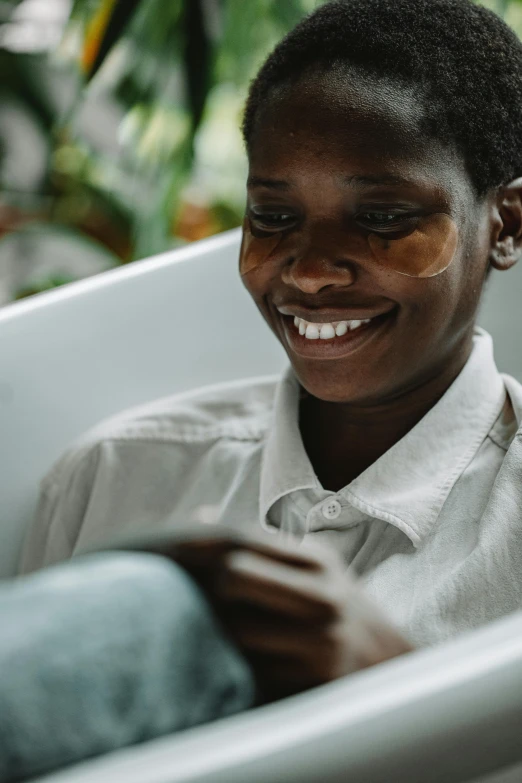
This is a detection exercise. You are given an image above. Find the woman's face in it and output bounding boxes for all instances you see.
[240,71,495,405]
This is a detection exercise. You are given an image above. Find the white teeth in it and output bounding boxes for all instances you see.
[305,324,320,339]
[319,324,335,339]
[293,316,372,340]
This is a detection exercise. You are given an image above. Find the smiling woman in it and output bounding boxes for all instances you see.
[15,0,522,770]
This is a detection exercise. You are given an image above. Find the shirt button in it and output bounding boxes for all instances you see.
[321,498,342,520]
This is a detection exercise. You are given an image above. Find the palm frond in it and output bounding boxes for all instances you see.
[85,0,141,81]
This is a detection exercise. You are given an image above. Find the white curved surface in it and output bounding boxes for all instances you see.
[0,228,284,578]
[35,608,522,783]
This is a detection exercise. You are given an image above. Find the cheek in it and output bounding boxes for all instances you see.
[368,213,459,278]
[240,213,460,284]
[239,217,284,276]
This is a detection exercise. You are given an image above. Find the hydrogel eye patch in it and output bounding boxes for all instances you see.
[240,213,459,278]
[367,213,459,278]
[239,217,285,275]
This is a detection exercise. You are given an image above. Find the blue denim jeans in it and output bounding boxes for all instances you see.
[0,553,255,781]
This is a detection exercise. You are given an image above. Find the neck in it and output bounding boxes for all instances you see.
[299,344,472,492]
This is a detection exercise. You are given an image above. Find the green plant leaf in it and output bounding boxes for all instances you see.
[0,51,56,130]
[182,0,214,136]
[86,0,141,81]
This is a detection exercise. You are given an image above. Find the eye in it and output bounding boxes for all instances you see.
[248,209,295,231]
[357,211,418,232]
[363,212,397,223]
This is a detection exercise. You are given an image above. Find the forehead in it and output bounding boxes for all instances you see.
[254,70,423,142]
[248,70,471,202]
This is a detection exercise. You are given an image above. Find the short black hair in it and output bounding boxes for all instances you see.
[242,0,522,196]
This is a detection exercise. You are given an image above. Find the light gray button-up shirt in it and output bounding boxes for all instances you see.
[20,327,522,648]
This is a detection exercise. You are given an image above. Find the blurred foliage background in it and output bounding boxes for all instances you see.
[0,0,520,302]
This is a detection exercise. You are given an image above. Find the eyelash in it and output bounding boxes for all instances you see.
[357,212,416,231]
[250,212,294,229]
[249,210,418,236]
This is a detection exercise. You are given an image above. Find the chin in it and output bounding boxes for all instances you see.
[296,374,378,405]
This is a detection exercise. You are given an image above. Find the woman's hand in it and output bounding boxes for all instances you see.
[89,523,413,700]
[214,537,414,700]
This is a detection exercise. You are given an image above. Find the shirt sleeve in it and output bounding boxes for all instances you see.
[18,443,102,575]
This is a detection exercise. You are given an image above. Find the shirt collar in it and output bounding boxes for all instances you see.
[259,327,506,546]
[259,367,319,532]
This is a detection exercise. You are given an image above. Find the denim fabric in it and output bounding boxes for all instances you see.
[0,553,255,782]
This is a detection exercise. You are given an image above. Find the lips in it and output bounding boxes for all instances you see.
[275,303,395,323]
[279,309,395,361]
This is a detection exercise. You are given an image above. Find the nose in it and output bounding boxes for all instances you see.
[281,248,356,294]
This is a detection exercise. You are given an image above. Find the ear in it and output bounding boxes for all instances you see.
[489,177,522,272]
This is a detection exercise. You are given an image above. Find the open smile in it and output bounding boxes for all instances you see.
[279,310,395,360]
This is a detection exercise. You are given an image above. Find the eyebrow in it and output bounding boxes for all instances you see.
[247,174,416,190]
[343,174,416,188]
[247,176,290,191]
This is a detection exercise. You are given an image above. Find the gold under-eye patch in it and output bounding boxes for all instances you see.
[368,213,459,278]
[239,212,459,279]
[239,216,285,275]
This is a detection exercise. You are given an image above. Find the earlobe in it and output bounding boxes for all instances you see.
[489,177,522,272]
[489,237,519,271]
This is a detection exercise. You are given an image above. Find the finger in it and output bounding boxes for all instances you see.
[217,550,342,622]
[224,607,324,656]
[232,531,341,572]
[230,624,329,660]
